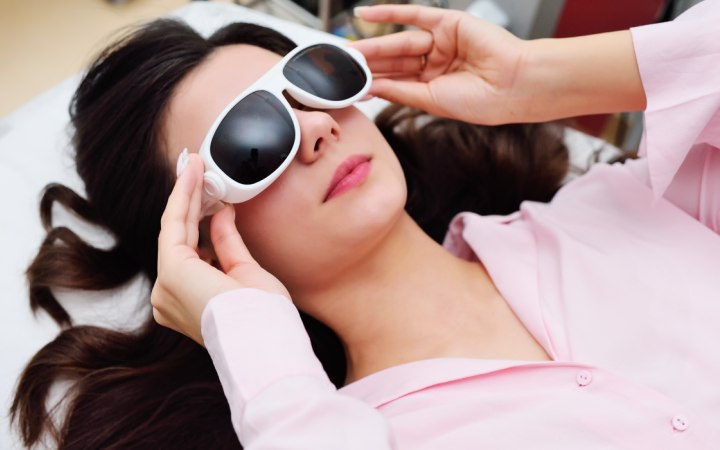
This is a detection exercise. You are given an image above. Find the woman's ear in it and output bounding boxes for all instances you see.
[198,217,220,269]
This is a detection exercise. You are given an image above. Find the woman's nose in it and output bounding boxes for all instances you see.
[294,109,340,164]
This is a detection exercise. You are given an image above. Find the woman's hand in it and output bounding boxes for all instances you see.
[351,4,529,125]
[151,153,289,345]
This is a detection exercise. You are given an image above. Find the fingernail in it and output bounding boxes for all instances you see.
[353,6,368,17]
[176,148,189,178]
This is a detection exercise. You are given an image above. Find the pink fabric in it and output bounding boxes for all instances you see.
[201,2,720,448]
[202,290,393,448]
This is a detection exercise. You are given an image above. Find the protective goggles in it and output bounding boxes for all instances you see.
[195,42,372,207]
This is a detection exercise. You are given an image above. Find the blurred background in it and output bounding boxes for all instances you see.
[0,0,704,146]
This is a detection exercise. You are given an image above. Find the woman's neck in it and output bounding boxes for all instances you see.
[294,213,519,384]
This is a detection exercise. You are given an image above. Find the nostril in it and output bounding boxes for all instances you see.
[314,138,323,152]
[331,128,339,139]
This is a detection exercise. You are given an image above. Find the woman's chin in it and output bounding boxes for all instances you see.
[334,180,406,244]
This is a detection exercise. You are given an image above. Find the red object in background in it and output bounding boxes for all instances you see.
[553,0,666,137]
[554,0,666,38]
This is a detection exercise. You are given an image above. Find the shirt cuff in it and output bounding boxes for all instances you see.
[630,2,720,199]
[201,288,333,416]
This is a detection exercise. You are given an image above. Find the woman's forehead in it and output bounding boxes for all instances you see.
[164,44,283,160]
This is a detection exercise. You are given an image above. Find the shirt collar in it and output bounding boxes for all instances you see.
[444,211,563,360]
[339,358,513,407]
[339,357,568,408]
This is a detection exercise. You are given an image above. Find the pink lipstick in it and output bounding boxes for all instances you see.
[324,155,372,202]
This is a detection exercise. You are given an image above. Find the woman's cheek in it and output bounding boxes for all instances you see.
[231,188,311,275]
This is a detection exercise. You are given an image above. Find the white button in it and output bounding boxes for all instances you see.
[576,370,592,387]
[203,173,225,199]
[672,415,689,432]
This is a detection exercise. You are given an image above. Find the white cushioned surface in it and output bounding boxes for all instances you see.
[0,3,619,448]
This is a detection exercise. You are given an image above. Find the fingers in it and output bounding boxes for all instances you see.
[366,55,427,75]
[354,4,451,29]
[368,78,434,112]
[159,154,202,253]
[158,153,206,272]
[350,29,432,60]
[210,204,256,274]
[350,30,434,79]
[185,156,205,248]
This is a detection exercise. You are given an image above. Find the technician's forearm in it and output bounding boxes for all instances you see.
[518,30,647,122]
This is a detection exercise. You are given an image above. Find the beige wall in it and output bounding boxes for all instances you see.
[0,0,235,117]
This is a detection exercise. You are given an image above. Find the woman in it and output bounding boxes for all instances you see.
[15,2,720,450]
[10,10,569,450]
[154,2,720,448]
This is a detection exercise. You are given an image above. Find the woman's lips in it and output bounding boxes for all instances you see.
[324,155,372,202]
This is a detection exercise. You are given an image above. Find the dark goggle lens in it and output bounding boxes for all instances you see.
[210,91,295,185]
[282,44,367,101]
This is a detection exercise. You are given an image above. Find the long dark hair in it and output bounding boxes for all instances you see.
[11,18,570,449]
[376,105,569,243]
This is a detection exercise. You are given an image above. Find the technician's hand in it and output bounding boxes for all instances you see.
[351,4,528,125]
[151,153,289,345]
[352,4,645,124]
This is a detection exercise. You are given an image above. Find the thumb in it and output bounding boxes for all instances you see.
[209,205,256,274]
[370,78,436,114]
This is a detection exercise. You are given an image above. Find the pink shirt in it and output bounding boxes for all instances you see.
[201,2,720,448]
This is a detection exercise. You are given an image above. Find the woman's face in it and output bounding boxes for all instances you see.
[164,44,407,294]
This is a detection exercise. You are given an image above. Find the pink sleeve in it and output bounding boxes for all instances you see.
[201,289,393,449]
[629,0,720,231]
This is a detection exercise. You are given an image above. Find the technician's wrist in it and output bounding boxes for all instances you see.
[517,37,579,122]
[521,31,646,121]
